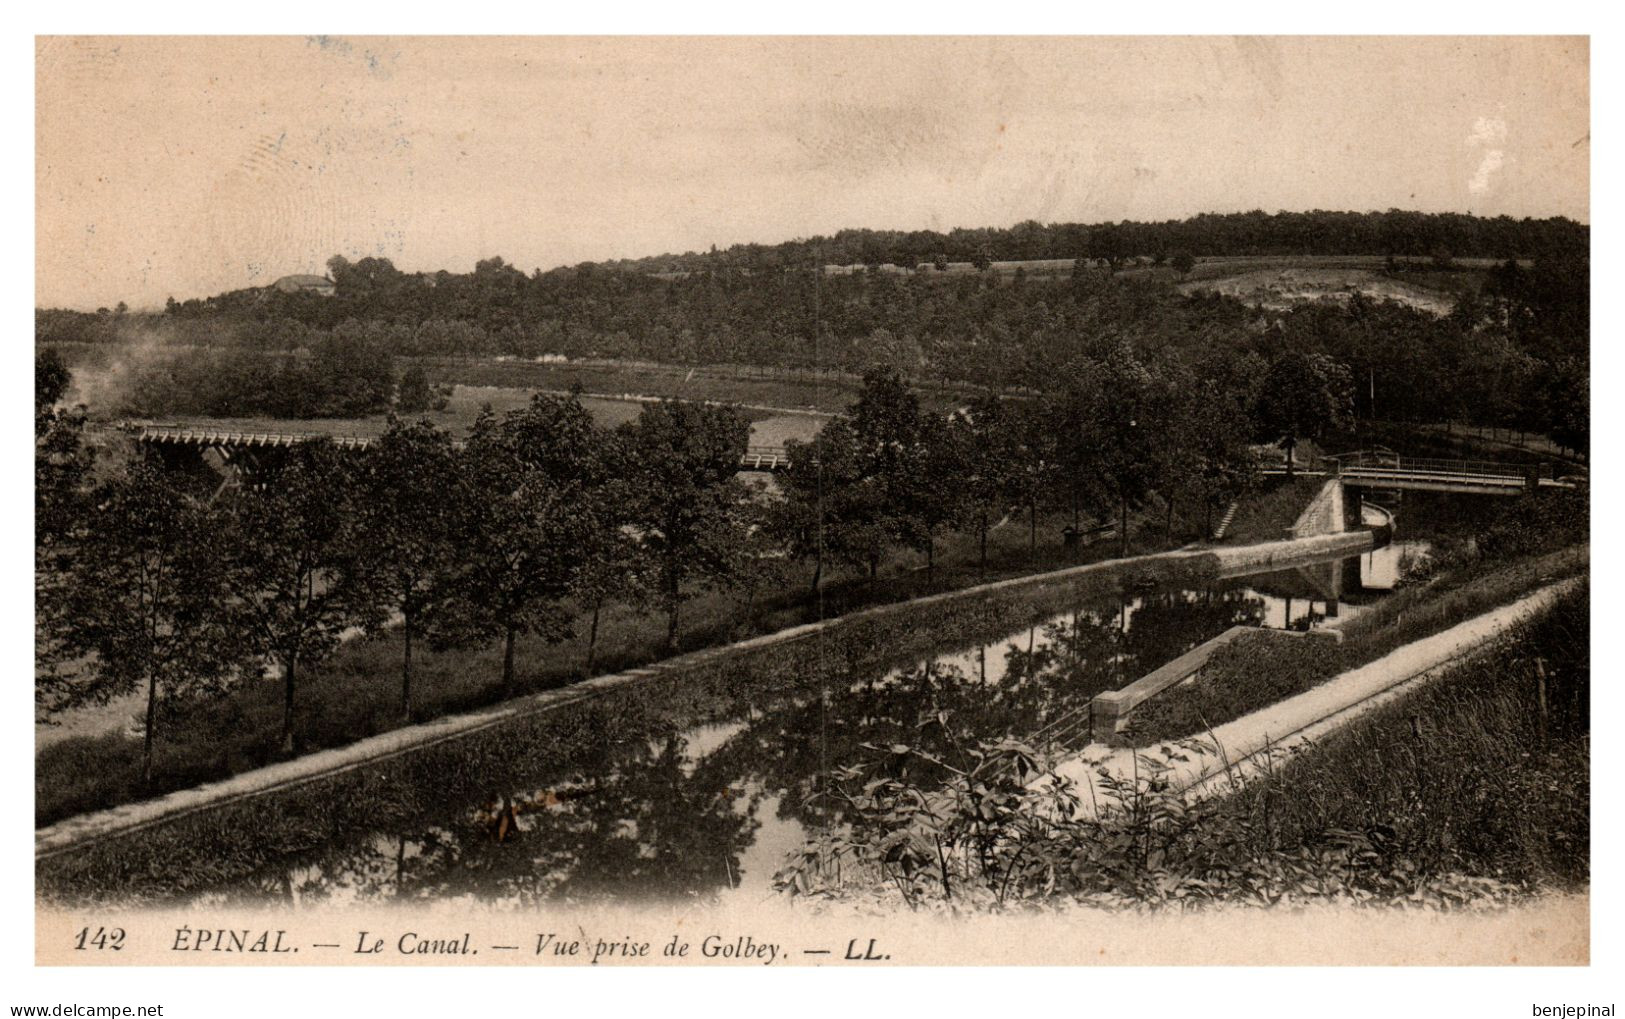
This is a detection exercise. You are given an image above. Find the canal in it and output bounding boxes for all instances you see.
[183,535,1429,911]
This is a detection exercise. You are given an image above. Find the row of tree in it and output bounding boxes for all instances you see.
[602,209,1589,276]
[38,343,1354,786]
[37,378,759,784]
[778,351,1346,584]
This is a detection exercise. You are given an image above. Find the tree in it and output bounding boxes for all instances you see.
[223,440,370,752]
[1060,346,1166,556]
[898,411,969,583]
[36,350,94,687]
[1256,353,1355,476]
[951,396,1022,567]
[1086,223,1130,273]
[1007,402,1060,552]
[1537,356,1588,456]
[35,352,84,532]
[571,429,646,674]
[395,362,449,414]
[447,393,611,687]
[846,367,929,579]
[776,418,891,591]
[1172,374,1259,538]
[1169,250,1196,276]
[36,347,70,408]
[622,401,752,651]
[350,418,465,718]
[56,462,249,784]
[1044,370,1105,532]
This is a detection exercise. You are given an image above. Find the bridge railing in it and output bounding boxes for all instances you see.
[1328,451,1548,481]
[1384,456,1539,480]
[740,446,790,470]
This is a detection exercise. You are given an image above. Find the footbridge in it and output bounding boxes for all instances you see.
[1324,449,1579,496]
[1260,450,1580,496]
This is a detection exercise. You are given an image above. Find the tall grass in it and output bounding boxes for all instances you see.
[778,583,1588,910]
[1121,543,1587,747]
[1221,582,1589,892]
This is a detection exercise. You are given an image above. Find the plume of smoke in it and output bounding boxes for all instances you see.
[64,319,188,419]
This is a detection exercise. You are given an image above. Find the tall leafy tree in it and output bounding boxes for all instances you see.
[350,418,465,718]
[851,366,926,575]
[1045,367,1105,530]
[1170,368,1259,538]
[622,400,751,651]
[1257,352,1356,476]
[900,410,970,580]
[57,462,248,784]
[35,350,94,687]
[1064,345,1166,556]
[777,418,891,591]
[1007,400,1060,551]
[952,396,1023,567]
[223,439,370,753]
[572,428,646,675]
[394,362,450,414]
[447,393,611,687]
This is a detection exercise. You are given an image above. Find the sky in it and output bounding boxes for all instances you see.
[35,35,1589,310]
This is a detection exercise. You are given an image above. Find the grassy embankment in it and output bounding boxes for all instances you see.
[1215,474,1326,545]
[1213,581,1590,900]
[777,581,1587,910]
[35,481,1237,829]
[1121,489,1589,746]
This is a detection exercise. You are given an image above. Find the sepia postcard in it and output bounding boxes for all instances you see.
[30,34,1591,980]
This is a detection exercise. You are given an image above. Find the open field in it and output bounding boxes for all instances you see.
[127,385,826,448]
[421,357,868,414]
[911,253,1499,315]
[1165,255,1504,314]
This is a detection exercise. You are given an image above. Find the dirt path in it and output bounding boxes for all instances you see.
[1042,576,1583,812]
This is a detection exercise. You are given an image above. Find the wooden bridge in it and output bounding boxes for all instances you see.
[127,423,793,472]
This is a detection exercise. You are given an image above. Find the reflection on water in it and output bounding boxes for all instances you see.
[188,538,1426,911]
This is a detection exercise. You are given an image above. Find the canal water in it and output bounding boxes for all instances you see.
[191,536,1425,911]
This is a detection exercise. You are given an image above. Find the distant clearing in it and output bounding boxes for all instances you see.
[425,358,862,414]
[147,384,821,448]
[1177,266,1463,315]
